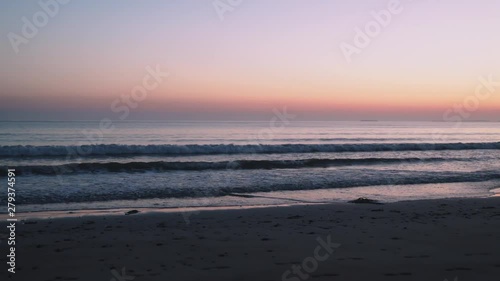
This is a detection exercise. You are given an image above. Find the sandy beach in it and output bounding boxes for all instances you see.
[1,197,499,281]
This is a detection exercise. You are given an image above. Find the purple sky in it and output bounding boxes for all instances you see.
[1,0,500,121]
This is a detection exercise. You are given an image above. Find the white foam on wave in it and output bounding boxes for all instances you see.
[1,142,499,157]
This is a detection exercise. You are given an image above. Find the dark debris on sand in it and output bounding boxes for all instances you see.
[349,197,383,205]
[125,210,140,215]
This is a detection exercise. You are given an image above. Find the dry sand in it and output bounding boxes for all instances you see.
[2,197,500,281]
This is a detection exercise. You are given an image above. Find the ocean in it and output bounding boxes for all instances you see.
[1,121,500,212]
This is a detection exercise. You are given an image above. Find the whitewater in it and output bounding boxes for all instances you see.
[1,121,499,211]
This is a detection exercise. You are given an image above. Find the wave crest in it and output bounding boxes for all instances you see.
[1,142,499,157]
[13,157,461,175]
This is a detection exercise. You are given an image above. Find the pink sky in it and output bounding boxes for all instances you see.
[1,0,500,120]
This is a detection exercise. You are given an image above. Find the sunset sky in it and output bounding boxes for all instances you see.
[1,0,499,121]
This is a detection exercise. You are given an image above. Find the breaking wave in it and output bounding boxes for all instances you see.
[12,157,464,175]
[1,142,499,157]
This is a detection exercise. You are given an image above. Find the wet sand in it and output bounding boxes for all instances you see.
[2,197,500,281]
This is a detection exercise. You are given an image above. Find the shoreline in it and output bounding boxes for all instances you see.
[5,196,499,221]
[10,202,320,220]
[7,184,500,220]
